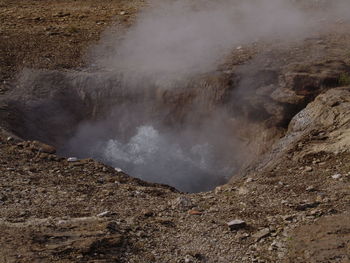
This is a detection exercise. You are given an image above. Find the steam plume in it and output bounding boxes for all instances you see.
[61,0,350,192]
[95,0,349,81]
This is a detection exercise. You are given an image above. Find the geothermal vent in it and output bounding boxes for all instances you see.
[2,0,350,192]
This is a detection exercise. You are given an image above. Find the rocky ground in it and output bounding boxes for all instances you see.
[1,0,350,262]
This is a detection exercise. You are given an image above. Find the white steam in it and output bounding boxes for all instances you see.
[96,0,350,81]
[65,122,236,192]
[101,125,232,192]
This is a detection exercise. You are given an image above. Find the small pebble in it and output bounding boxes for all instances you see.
[67,157,78,162]
[332,173,341,179]
[304,166,313,172]
[227,219,246,230]
[97,211,111,217]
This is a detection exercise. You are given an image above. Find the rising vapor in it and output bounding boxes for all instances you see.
[61,0,350,192]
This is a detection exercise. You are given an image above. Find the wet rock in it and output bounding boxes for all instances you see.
[270,87,304,105]
[227,219,247,230]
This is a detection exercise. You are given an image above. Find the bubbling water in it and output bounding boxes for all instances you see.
[79,125,234,192]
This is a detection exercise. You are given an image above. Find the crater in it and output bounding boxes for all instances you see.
[1,59,348,192]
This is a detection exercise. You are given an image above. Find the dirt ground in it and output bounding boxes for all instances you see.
[0,0,350,262]
[0,0,142,82]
